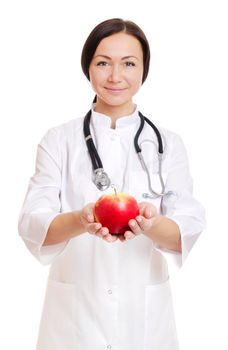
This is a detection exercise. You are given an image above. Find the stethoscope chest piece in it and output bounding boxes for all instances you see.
[93,168,111,191]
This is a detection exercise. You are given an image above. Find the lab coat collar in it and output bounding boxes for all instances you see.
[91,104,139,129]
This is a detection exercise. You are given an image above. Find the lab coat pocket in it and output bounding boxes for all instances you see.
[36,279,75,350]
[144,279,179,350]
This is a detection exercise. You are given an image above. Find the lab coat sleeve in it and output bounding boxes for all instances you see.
[18,128,67,265]
[156,133,206,269]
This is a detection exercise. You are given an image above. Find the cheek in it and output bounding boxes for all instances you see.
[89,70,96,87]
[89,70,107,90]
[126,69,143,88]
[89,66,97,84]
[89,64,108,80]
[129,76,143,93]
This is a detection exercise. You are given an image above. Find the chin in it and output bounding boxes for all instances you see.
[98,95,133,109]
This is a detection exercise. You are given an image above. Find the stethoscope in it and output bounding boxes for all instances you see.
[83,109,173,199]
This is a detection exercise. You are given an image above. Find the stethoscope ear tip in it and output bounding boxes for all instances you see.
[142,191,176,199]
[142,193,158,199]
[142,193,149,198]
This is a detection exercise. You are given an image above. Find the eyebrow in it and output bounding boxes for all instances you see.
[93,54,139,60]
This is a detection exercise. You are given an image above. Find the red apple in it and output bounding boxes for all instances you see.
[94,192,139,235]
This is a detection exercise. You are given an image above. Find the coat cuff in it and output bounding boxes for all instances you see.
[154,215,204,271]
[19,212,68,265]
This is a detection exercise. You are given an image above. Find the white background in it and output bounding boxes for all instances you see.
[0,0,227,349]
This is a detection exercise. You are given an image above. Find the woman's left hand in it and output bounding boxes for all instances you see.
[123,201,158,240]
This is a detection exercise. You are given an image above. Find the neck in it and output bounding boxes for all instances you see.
[94,100,136,129]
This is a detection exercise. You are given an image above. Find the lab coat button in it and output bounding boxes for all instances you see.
[107,345,112,349]
[107,289,112,294]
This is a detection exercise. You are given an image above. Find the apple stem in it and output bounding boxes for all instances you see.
[111,184,117,196]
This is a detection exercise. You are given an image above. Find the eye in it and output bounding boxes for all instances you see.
[96,61,109,66]
[124,61,136,67]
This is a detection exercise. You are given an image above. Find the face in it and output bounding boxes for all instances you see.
[89,32,144,114]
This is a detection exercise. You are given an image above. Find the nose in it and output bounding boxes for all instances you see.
[108,64,122,83]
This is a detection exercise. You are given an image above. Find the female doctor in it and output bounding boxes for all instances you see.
[19,18,205,350]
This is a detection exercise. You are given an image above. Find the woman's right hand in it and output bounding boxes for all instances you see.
[79,203,118,242]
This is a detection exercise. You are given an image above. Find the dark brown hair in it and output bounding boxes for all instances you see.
[81,18,150,84]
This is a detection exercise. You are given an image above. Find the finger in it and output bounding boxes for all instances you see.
[138,205,147,216]
[124,230,135,240]
[100,232,118,242]
[83,203,96,223]
[95,227,118,243]
[140,205,150,218]
[87,214,95,223]
[138,201,149,212]
[81,209,94,223]
[144,207,153,219]
[139,204,156,219]
[136,215,152,231]
[97,227,109,237]
[87,222,102,234]
[128,219,141,235]
[106,234,118,242]
[117,234,126,242]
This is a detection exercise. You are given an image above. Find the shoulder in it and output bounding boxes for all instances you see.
[157,126,189,165]
[142,113,183,145]
[40,116,85,145]
[159,127,185,148]
[143,118,188,160]
[49,116,84,137]
[143,116,186,152]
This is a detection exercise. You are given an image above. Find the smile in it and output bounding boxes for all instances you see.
[105,87,127,93]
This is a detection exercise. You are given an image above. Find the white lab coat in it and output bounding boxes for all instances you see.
[18,108,205,350]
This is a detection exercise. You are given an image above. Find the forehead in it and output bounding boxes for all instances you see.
[94,32,143,58]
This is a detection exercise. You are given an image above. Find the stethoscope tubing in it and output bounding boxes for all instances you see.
[83,109,169,198]
[83,110,103,170]
[134,112,163,154]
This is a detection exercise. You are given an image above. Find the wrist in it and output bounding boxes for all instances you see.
[143,214,163,237]
[73,210,86,234]
[152,214,163,226]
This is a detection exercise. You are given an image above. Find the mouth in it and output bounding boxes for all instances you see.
[104,87,127,93]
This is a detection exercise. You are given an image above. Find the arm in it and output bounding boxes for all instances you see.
[124,133,205,263]
[42,210,85,245]
[19,127,118,266]
[146,216,181,252]
[124,202,182,253]
[43,203,117,246]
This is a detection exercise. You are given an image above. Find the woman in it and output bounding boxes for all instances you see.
[19,18,205,350]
